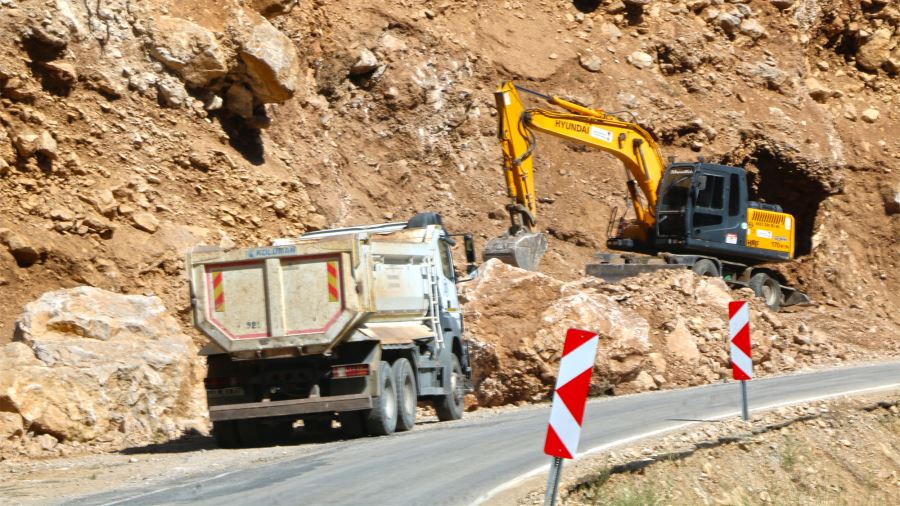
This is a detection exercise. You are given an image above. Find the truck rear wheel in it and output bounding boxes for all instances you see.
[392,358,417,432]
[365,361,398,436]
[338,411,365,438]
[749,273,784,311]
[434,355,464,421]
[236,419,263,447]
[212,421,240,448]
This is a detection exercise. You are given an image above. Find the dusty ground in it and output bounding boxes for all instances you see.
[512,389,900,506]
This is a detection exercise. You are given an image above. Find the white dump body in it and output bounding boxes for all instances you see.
[187,223,444,355]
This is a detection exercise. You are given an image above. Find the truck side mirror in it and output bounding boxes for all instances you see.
[696,174,708,191]
[463,234,477,275]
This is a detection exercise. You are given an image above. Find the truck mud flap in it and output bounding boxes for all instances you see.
[585,263,685,283]
[209,393,373,422]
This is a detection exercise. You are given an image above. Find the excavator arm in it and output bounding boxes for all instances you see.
[485,81,668,269]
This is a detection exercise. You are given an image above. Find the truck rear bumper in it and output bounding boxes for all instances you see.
[209,393,373,422]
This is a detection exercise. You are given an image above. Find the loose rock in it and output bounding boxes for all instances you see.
[131,212,160,233]
[627,51,654,69]
[579,54,603,73]
[350,48,379,76]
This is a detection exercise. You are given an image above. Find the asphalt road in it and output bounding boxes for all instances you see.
[72,363,900,506]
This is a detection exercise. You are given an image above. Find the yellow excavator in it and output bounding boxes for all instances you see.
[483,81,808,309]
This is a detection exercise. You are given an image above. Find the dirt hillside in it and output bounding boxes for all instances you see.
[0,0,897,380]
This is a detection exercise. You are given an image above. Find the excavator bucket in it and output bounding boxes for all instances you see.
[482,231,548,271]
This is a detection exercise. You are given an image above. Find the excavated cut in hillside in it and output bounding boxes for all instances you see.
[0,1,897,357]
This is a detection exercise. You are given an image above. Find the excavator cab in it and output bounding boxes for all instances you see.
[653,163,794,263]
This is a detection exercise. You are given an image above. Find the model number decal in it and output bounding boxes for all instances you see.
[755,229,773,239]
[589,126,613,143]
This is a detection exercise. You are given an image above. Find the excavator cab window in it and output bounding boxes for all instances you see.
[695,174,724,209]
[656,168,694,238]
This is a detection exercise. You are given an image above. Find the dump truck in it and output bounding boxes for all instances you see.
[187,212,474,447]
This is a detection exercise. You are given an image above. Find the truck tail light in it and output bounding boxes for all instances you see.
[331,364,370,379]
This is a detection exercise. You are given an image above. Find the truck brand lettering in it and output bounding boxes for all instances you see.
[246,246,297,258]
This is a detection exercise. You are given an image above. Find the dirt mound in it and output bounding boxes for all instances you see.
[461,260,651,406]
[462,261,893,408]
[0,287,205,458]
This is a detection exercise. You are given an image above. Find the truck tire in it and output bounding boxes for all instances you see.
[434,355,464,422]
[212,421,241,449]
[338,411,366,438]
[236,419,263,447]
[691,259,718,277]
[392,358,417,432]
[268,420,294,442]
[365,361,398,436]
[749,273,784,311]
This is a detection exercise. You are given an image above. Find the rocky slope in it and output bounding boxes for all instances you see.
[462,259,893,409]
[0,0,897,453]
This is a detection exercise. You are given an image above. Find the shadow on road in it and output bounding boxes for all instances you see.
[117,424,407,455]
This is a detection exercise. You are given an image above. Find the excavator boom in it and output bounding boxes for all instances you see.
[485,81,668,269]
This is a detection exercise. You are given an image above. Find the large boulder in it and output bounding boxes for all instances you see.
[149,16,229,88]
[856,29,895,72]
[460,260,651,407]
[0,287,205,445]
[231,10,301,103]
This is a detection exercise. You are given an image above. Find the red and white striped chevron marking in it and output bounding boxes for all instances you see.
[544,329,599,459]
[729,301,752,380]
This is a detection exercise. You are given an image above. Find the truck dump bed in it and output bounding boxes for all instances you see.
[187,224,440,355]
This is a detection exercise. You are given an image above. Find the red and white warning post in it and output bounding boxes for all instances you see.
[542,328,599,506]
[544,328,600,459]
[728,301,752,380]
[729,300,752,420]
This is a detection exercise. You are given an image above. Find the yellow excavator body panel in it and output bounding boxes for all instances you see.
[746,208,795,258]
